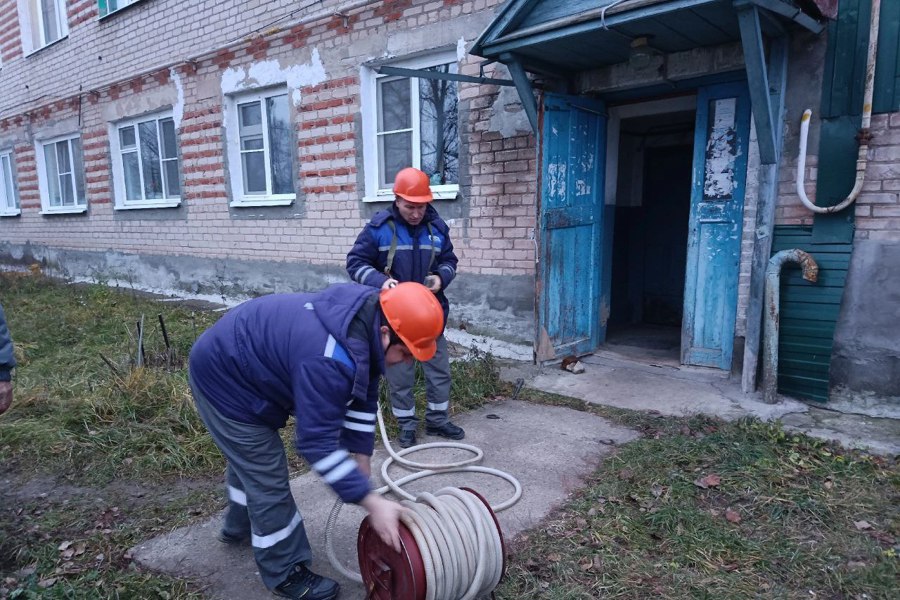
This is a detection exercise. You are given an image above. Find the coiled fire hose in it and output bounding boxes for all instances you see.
[325,403,523,599]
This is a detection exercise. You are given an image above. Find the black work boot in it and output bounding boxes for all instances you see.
[426,421,465,440]
[273,564,340,600]
[397,429,417,449]
[216,530,249,546]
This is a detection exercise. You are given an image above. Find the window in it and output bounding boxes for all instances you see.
[98,0,139,19]
[36,135,86,213]
[111,112,181,209]
[0,152,19,216]
[362,51,460,201]
[225,89,295,205]
[25,0,68,51]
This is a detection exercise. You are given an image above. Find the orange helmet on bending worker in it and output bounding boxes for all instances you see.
[379,282,444,361]
[393,167,433,204]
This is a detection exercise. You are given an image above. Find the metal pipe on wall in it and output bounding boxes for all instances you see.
[795,0,881,214]
[763,249,819,404]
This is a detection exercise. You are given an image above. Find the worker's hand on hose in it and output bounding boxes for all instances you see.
[352,452,371,479]
[424,274,442,293]
[0,381,12,416]
[360,493,405,553]
[381,278,399,290]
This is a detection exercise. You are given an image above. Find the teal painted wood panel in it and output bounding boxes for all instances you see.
[538,93,607,358]
[682,81,752,369]
[873,0,900,112]
[770,226,852,402]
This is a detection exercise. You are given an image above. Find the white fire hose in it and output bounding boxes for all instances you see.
[325,404,523,599]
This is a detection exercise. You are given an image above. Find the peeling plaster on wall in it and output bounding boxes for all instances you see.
[488,86,531,137]
[456,37,467,62]
[170,68,185,129]
[220,50,327,106]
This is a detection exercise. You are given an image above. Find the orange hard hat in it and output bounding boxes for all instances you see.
[393,167,433,204]
[379,282,444,361]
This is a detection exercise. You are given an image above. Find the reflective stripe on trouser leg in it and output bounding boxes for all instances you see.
[423,335,452,427]
[189,378,312,590]
[223,464,251,541]
[385,352,418,431]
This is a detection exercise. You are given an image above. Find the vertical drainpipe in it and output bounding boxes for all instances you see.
[763,249,819,404]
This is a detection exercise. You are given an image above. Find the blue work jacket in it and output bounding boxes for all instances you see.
[189,283,383,503]
[346,203,458,325]
[0,304,14,382]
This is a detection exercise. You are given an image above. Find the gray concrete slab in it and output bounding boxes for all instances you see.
[132,400,639,599]
[501,345,899,457]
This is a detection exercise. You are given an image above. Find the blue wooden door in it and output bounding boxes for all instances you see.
[537,93,607,361]
[682,82,752,369]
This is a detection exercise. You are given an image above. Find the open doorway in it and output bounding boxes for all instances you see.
[607,109,696,361]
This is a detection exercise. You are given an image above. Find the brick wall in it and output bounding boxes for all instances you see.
[0,0,537,284]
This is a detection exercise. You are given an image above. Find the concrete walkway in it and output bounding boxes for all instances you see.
[132,400,639,599]
[501,345,900,456]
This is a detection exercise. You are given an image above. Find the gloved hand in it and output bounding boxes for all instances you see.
[381,278,399,290]
[360,493,406,553]
[424,275,442,293]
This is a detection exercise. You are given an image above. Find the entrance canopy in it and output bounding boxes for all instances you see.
[471,0,830,151]
[473,1,828,72]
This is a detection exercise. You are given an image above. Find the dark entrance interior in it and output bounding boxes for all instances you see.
[607,110,695,359]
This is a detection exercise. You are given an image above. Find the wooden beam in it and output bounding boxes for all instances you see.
[742,34,789,393]
[736,2,777,164]
[500,53,539,134]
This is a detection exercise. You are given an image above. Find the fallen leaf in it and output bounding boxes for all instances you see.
[854,520,872,530]
[824,481,834,490]
[37,577,57,588]
[57,541,72,552]
[693,474,721,489]
[725,509,742,524]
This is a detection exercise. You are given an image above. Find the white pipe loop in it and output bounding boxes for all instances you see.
[796,0,881,214]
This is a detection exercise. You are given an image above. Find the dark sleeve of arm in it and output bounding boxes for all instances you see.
[0,305,15,381]
[293,359,371,504]
[346,228,390,289]
[434,222,459,290]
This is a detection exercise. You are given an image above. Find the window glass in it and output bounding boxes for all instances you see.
[114,114,181,206]
[232,91,295,200]
[419,64,459,186]
[369,58,460,197]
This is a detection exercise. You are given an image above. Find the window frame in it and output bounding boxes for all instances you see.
[361,50,461,203]
[98,0,142,19]
[35,133,87,214]
[110,110,182,210]
[0,151,20,216]
[224,87,297,207]
[24,0,69,54]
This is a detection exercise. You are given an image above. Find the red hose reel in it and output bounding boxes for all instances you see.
[356,488,506,600]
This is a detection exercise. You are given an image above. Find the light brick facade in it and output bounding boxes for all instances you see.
[0,0,537,291]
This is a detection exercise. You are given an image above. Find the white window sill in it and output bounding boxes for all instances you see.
[0,209,21,217]
[115,199,182,210]
[230,197,295,208]
[40,206,87,215]
[24,36,68,57]
[364,186,459,203]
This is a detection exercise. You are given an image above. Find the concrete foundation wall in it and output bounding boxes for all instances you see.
[831,240,900,400]
[0,241,536,343]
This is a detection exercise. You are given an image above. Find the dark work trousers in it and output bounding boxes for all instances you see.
[190,377,312,590]
[387,333,451,431]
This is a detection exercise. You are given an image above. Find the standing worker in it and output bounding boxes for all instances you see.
[188,282,444,600]
[347,167,463,449]
[0,303,15,415]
